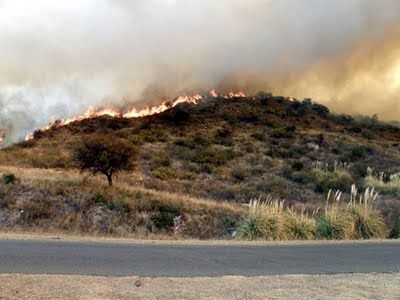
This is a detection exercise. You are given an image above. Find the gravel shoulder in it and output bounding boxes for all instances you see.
[0,232,399,246]
[1,273,399,300]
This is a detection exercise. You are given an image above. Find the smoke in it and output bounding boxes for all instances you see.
[1,0,400,143]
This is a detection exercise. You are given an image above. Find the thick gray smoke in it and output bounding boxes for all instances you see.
[1,0,400,143]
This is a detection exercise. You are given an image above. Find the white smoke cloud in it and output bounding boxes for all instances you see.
[0,0,399,142]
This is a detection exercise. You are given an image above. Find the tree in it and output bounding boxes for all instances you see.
[74,135,137,186]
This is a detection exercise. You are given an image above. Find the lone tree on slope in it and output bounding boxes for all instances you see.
[74,135,137,186]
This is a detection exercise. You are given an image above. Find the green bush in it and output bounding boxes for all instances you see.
[231,168,246,182]
[272,128,293,139]
[192,148,235,166]
[2,173,16,185]
[152,167,176,180]
[88,191,108,206]
[151,211,174,230]
[140,128,168,143]
[389,216,400,239]
[251,131,266,141]
[291,161,304,171]
[314,171,353,194]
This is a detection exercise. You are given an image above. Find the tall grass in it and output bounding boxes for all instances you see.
[364,167,400,197]
[318,185,386,239]
[238,196,316,241]
[239,185,387,241]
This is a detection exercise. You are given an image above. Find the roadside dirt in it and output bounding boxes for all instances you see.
[0,273,399,300]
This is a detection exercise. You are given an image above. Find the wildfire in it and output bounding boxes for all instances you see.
[26,90,245,140]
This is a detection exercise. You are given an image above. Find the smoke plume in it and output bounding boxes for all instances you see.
[1,0,400,143]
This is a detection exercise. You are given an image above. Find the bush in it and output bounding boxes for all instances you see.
[311,103,330,117]
[88,191,108,206]
[2,173,16,185]
[291,161,304,171]
[272,128,293,139]
[251,131,266,141]
[192,148,235,166]
[314,171,353,194]
[140,128,168,143]
[231,168,246,182]
[151,211,174,230]
[389,216,400,239]
[152,167,176,180]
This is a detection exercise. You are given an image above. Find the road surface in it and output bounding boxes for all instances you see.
[0,239,399,276]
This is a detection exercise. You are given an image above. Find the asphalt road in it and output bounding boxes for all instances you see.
[0,239,399,277]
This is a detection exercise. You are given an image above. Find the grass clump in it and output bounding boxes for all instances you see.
[364,168,400,197]
[316,186,386,240]
[240,185,387,241]
[238,197,316,241]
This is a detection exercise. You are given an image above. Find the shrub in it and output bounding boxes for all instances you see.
[251,131,265,141]
[174,139,196,149]
[231,168,246,182]
[152,155,171,169]
[151,211,174,230]
[272,128,293,139]
[192,148,235,166]
[314,170,353,194]
[2,173,16,185]
[140,128,168,143]
[88,191,108,206]
[311,103,330,117]
[389,216,400,239]
[291,161,304,171]
[152,167,176,180]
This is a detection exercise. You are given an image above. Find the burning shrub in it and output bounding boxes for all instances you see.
[74,135,138,186]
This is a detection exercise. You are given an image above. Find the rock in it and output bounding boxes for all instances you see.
[134,278,143,288]
[0,209,8,224]
[91,206,111,230]
[8,209,23,226]
[91,206,109,224]
[307,142,320,151]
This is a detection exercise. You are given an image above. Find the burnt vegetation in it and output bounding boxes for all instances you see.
[0,92,400,239]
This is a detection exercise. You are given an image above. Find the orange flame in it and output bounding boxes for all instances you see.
[26,90,245,140]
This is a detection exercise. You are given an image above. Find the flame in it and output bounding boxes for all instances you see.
[25,90,245,140]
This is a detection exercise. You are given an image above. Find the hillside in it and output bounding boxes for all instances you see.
[0,94,400,239]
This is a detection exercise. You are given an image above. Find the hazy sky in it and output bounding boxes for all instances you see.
[0,0,399,142]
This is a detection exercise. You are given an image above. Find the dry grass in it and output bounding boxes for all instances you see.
[238,197,316,240]
[0,273,399,300]
[0,165,244,240]
[239,186,387,241]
